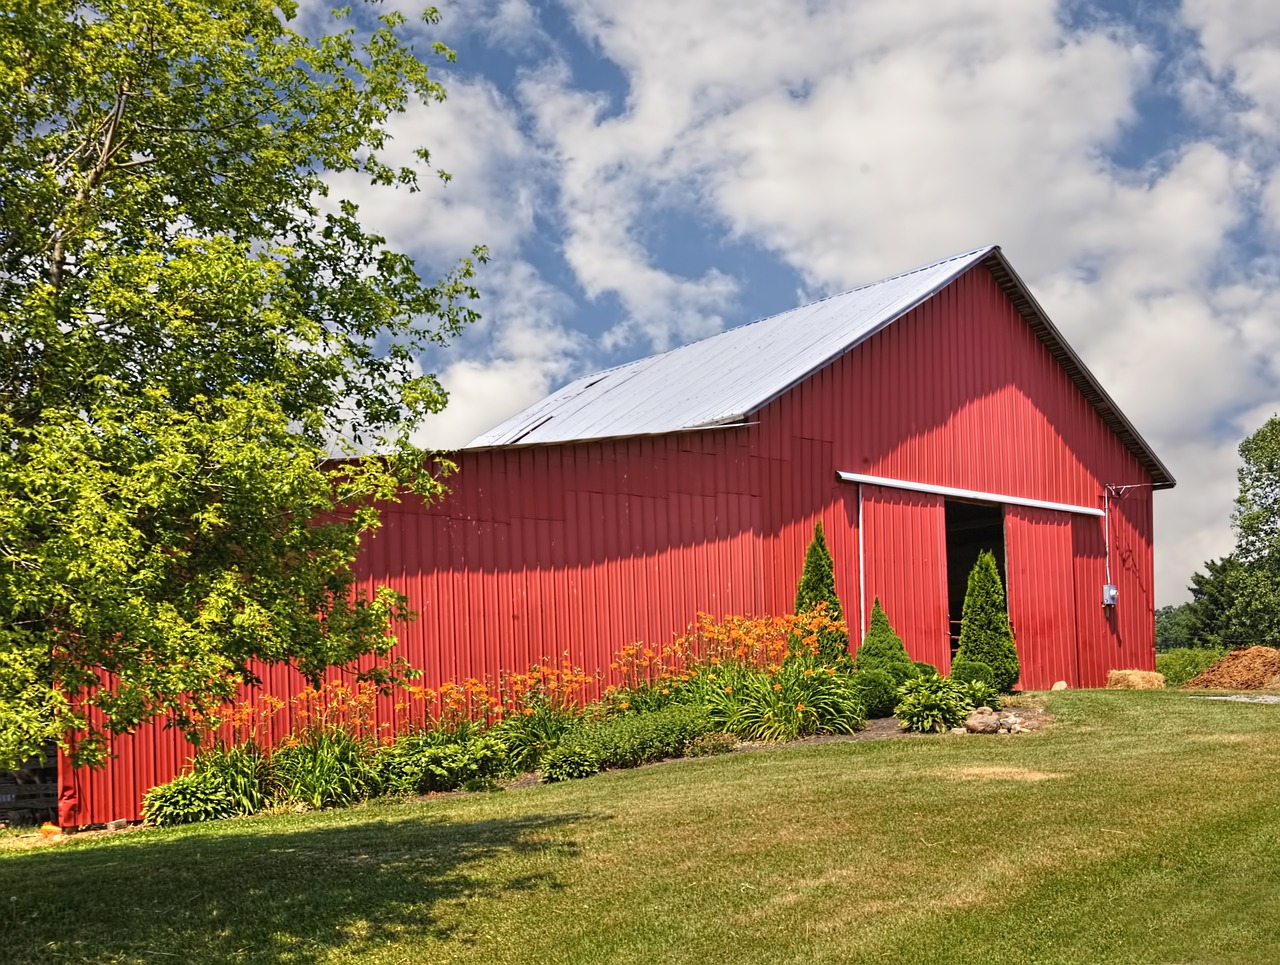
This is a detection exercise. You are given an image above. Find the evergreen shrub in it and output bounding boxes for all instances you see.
[854,599,913,675]
[851,668,899,718]
[949,659,995,688]
[953,551,1020,692]
[794,521,850,662]
[913,662,938,678]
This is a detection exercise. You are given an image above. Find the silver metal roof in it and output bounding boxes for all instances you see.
[465,245,1175,489]
[468,246,995,447]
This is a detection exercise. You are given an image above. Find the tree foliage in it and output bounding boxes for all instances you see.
[793,520,848,661]
[953,551,1019,692]
[1178,417,1280,652]
[0,1,484,767]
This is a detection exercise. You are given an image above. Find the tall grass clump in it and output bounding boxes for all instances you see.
[1157,646,1227,688]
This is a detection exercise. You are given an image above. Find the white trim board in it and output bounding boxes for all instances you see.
[835,472,1105,518]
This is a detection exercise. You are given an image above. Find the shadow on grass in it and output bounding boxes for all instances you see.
[1,804,593,964]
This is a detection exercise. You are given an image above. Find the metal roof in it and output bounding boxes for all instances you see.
[466,245,1174,489]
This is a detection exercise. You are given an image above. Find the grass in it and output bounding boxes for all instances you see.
[4,690,1280,964]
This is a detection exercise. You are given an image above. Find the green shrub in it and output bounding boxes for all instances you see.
[1156,647,1226,688]
[794,520,849,662]
[949,658,995,688]
[540,747,601,782]
[958,679,1002,712]
[913,661,938,678]
[376,734,508,796]
[565,703,712,770]
[142,771,237,826]
[850,668,898,718]
[490,702,578,773]
[686,732,738,757]
[953,551,1020,692]
[854,599,913,676]
[699,659,865,742]
[192,741,269,816]
[894,675,975,733]
[269,728,376,810]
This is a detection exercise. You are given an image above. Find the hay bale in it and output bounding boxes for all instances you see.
[1106,669,1166,690]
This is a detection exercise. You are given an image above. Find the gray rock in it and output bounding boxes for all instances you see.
[963,710,1001,734]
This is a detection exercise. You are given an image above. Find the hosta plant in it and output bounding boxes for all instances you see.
[142,771,237,827]
[894,675,975,733]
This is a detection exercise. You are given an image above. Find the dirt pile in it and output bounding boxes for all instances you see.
[1183,646,1280,690]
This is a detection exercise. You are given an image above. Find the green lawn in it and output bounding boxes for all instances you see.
[4,691,1280,965]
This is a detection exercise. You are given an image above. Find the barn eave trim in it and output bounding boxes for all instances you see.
[836,471,1107,517]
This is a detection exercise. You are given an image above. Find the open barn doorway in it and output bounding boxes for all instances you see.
[945,500,1006,660]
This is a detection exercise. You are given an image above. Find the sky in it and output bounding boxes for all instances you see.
[305,0,1280,607]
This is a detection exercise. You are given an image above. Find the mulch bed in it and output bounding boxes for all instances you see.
[1183,647,1280,691]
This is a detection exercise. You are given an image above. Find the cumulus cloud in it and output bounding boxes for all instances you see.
[294,0,1280,603]
[530,0,1280,602]
[412,260,585,448]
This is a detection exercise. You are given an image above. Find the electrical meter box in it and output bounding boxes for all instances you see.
[1102,584,1118,607]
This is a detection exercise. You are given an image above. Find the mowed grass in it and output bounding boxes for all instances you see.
[4,691,1280,965]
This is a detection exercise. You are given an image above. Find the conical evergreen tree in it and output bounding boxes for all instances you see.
[953,550,1020,692]
[854,597,913,678]
[794,520,849,661]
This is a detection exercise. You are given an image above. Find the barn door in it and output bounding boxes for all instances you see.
[1004,506,1080,689]
[860,485,950,669]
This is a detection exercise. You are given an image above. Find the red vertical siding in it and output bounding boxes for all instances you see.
[859,486,950,668]
[1004,507,1081,689]
[62,262,1163,827]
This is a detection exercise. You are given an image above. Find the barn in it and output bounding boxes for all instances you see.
[60,244,1173,827]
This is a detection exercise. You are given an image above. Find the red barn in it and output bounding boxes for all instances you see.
[61,245,1173,827]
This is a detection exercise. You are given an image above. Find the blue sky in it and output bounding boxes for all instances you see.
[309,0,1280,606]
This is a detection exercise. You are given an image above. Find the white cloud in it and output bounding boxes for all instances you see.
[295,0,1280,604]
[413,260,585,448]
[1182,0,1280,137]
[535,0,1280,603]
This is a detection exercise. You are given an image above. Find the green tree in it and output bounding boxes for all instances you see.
[853,598,912,680]
[0,1,484,768]
[1179,417,1280,652]
[794,520,848,661]
[1154,603,1196,651]
[953,551,1019,692]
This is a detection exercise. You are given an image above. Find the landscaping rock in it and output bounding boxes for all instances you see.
[963,710,1001,734]
[1106,669,1165,690]
[1051,680,1068,690]
[1021,719,1041,731]
[949,727,967,735]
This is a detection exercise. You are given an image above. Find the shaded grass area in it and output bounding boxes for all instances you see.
[4,691,1280,964]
